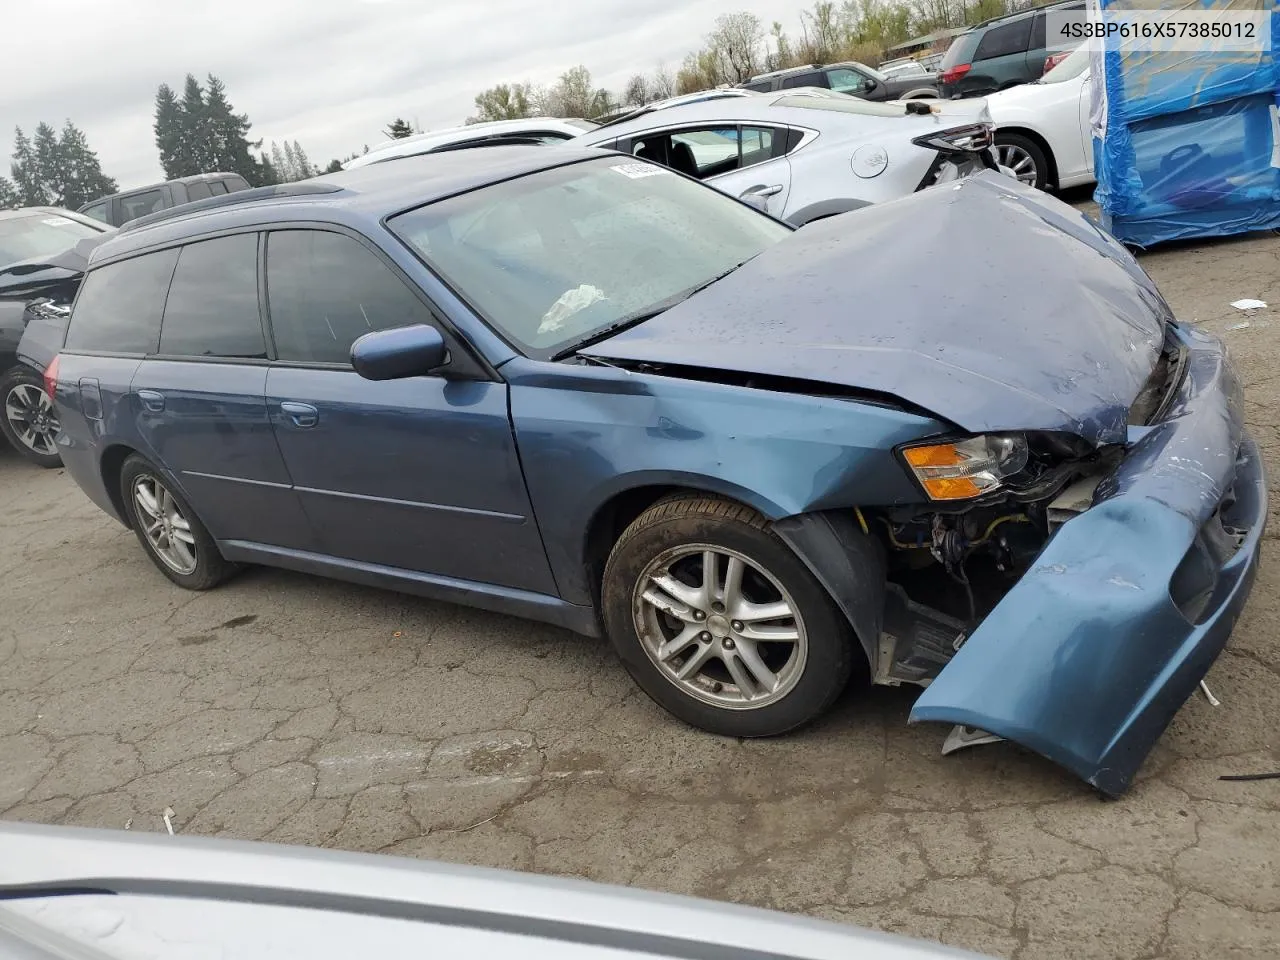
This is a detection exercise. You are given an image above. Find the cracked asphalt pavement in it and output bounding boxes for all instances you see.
[3,209,1280,959]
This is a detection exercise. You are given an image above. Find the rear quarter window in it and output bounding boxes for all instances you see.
[940,31,981,68]
[974,17,1034,60]
[64,249,179,354]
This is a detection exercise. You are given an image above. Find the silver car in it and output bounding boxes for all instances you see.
[0,823,987,959]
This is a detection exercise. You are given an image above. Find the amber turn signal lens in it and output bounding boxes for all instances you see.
[919,476,986,500]
[903,444,965,468]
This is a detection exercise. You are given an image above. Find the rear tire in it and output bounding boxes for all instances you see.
[119,453,236,590]
[0,366,62,469]
[602,494,856,737]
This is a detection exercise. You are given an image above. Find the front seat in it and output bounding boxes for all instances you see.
[667,141,699,178]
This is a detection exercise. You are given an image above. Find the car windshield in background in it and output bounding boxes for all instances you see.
[389,157,790,359]
[0,213,101,266]
[1042,43,1091,83]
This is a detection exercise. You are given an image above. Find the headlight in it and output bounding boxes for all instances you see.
[901,434,1029,501]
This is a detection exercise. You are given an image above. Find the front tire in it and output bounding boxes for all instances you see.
[602,495,856,737]
[994,132,1049,190]
[119,454,236,590]
[0,366,62,468]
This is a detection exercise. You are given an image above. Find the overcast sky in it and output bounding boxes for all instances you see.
[1,0,817,191]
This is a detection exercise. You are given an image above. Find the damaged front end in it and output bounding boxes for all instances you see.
[863,321,1264,796]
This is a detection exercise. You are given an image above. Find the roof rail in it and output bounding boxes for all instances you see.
[117,182,344,234]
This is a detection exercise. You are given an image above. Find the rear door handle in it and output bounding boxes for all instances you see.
[741,184,784,198]
[280,401,319,428]
[137,389,165,413]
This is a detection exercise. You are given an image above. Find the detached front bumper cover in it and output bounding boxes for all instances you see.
[910,322,1267,797]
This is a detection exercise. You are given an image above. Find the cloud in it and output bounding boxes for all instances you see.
[1,0,815,192]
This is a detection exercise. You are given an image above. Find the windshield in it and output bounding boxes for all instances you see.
[389,157,789,359]
[1042,43,1091,83]
[854,62,890,83]
[0,212,102,266]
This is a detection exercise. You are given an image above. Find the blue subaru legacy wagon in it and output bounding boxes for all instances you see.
[33,147,1265,796]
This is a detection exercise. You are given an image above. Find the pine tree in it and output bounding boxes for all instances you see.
[257,153,280,186]
[203,75,233,171]
[56,121,117,209]
[386,118,414,139]
[290,140,312,179]
[282,140,299,182]
[270,142,288,181]
[11,128,45,205]
[33,123,63,205]
[154,83,187,179]
[202,74,269,186]
[0,176,17,209]
[323,159,343,174]
[180,75,209,174]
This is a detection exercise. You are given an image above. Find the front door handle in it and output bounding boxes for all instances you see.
[137,389,165,413]
[741,184,784,198]
[280,401,319,428]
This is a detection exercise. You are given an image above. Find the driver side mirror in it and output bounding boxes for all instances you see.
[351,324,449,381]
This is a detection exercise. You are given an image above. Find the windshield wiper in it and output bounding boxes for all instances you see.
[550,258,753,361]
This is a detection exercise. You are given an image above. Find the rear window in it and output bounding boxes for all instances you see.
[974,17,1034,61]
[65,249,178,354]
[940,31,980,69]
[118,190,165,223]
[159,234,266,359]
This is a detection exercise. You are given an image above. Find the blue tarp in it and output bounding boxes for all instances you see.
[1093,0,1280,245]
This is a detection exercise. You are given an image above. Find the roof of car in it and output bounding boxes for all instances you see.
[971,0,1082,29]
[346,117,594,170]
[89,146,597,262]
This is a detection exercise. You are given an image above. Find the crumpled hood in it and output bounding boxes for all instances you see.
[0,234,107,299]
[583,172,1169,446]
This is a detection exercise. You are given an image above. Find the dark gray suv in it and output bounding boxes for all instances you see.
[938,0,1085,99]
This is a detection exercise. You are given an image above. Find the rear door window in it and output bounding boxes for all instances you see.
[80,201,109,223]
[780,71,827,89]
[974,18,1034,60]
[208,181,229,196]
[185,182,213,202]
[265,230,431,365]
[64,249,179,354]
[158,234,266,359]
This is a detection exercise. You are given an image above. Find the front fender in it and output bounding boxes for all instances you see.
[505,358,946,605]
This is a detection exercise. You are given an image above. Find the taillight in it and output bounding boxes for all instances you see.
[43,355,60,400]
[912,122,994,154]
[1042,51,1069,75]
[940,63,971,86]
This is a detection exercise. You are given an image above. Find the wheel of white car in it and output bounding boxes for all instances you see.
[601,494,856,736]
[994,133,1048,190]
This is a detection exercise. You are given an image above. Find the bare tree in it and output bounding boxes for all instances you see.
[651,62,676,99]
[623,74,650,106]
[707,12,765,83]
[799,1,842,62]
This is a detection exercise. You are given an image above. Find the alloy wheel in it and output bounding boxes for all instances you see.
[995,143,1038,186]
[4,383,59,457]
[132,475,198,575]
[633,544,808,710]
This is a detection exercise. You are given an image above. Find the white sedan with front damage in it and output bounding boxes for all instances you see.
[569,89,1001,225]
